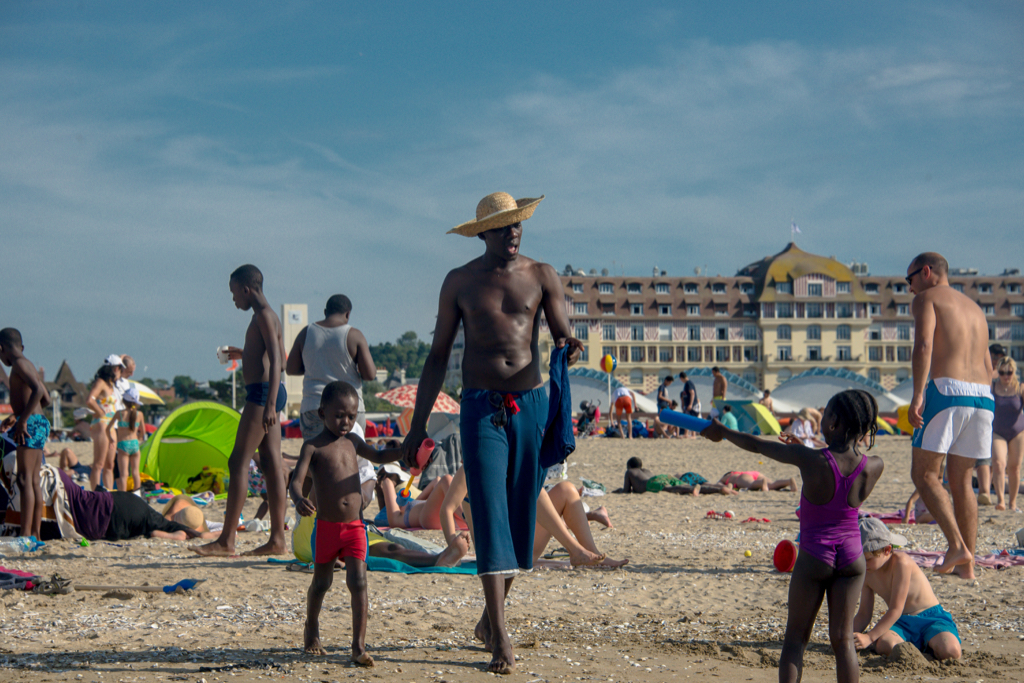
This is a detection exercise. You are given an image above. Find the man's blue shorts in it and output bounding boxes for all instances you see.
[890,604,960,651]
[245,382,287,413]
[22,414,52,451]
[461,386,548,576]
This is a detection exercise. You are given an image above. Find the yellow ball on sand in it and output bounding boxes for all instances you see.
[744,550,753,557]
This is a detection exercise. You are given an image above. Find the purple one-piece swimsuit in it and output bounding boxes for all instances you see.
[799,449,867,569]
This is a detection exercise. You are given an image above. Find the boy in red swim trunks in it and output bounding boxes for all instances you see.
[289,381,402,666]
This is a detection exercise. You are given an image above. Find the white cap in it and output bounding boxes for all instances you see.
[380,463,406,478]
[104,354,125,367]
[122,385,143,405]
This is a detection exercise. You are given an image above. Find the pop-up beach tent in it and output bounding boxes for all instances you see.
[141,402,239,489]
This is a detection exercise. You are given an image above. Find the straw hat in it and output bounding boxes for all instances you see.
[447,192,544,237]
[174,506,208,532]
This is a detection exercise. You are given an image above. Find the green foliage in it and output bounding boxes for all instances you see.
[172,375,196,398]
[207,379,234,405]
[362,380,400,412]
[369,331,431,378]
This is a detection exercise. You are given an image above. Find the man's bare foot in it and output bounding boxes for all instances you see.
[304,623,326,655]
[435,533,470,567]
[569,548,606,567]
[952,563,976,580]
[935,547,974,575]
[190,540,235,557]
[600,556,629,568]
[487,638,515,675]
[351,651,374,667]
[995,502,1006,511]
[587,506,613,528]
[720,484,737,495]
[475,612,492,651]
[241,540,287,556]
[691,485,701,497]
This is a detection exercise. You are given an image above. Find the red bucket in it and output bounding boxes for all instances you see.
[773,539,798,573]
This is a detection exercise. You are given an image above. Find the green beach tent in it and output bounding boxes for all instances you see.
[140,402,239,489]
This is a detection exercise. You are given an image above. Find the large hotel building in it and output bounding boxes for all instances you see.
[541,243,1024,395]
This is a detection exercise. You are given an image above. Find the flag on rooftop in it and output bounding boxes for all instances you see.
[791,221,801,235]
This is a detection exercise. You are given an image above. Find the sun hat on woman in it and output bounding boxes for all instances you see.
[447,192,544,236]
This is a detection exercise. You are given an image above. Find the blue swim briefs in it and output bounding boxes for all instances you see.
[890,604,960,651]
[20,414,52,451]
[245,382,287,413]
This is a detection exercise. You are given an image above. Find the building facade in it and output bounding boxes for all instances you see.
[545,243,1024,393]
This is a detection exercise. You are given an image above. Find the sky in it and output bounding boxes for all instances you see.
[1,1,1022,382]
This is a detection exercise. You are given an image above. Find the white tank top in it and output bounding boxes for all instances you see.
[300,323,364,413]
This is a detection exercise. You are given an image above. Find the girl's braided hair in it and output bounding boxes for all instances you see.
[827,389,879,450]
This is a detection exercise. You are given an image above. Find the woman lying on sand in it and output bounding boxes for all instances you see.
[440,466,628,569]
[616,457,736,495]
[716,471,798,491]
[374,465,463,530]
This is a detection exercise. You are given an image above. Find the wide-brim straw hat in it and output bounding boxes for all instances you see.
[447,192,544,237]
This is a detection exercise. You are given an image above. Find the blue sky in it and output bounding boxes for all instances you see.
[2,1,1022,382]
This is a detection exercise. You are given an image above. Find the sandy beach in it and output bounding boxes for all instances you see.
[2,435,1024,682]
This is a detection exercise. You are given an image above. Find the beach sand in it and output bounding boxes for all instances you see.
[2,436,1024,682]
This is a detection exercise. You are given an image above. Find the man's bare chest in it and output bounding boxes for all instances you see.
[458,280,542,320]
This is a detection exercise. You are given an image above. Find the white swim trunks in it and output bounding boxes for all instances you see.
[911,378,994,458]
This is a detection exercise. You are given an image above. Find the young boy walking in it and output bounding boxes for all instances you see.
[854,517,962,660]
[193,264,288,556]
[0,328,50,539]
[289,381,403,665]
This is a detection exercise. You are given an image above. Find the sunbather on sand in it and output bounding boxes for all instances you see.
[717,470,798,492]
[375,464,457,530]
[441,466,628,569]
[616,457,735,495]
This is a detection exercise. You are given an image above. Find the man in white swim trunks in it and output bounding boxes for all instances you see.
[908,252,994,580]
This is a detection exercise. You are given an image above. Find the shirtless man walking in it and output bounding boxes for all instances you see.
[907,252,994,579]
[401,192,582,674]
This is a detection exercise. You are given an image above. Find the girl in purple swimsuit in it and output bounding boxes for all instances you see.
[702,389,885,683]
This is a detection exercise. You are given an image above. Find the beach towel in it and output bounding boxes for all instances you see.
[540,345,576,469]
[0,567,40,591]
[905,549,1024,571]
[268,557,477,575]
[1,456,82,542]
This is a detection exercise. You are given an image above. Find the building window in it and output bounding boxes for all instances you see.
[896,304,910,316]
[687,346,702,362]
[837,282,850,294]
[684,283,699,294]
[988,324,996,340]
[837,346,852,361]
[659,304,671,316]
[777,325,792,340]
[981,304,995,316]
[836,303,852,318]
[777,346,792,361]
[1008,283,1021,294]
[741,283,754,295]
[631,324,644,341]
[979,283,992,294]
[897,346,912,362]
[573,302,588,315]
[869,303,881,316]
[837,324,851,341]
[893,283,907,294]
[1012,324,1024,341]
[659,347,673,362]
[579,347,589,362]
[806,303,823,318]
[868,326,881,340]
[897,324,911,341]
[574,324,588,340]
[648,346,657,363]
[742,303,757,317]
[688,324,701,341]
[603,324,615,341]
[864,283,879,294]
[712,283,727,295]
[951,283,964,293]
[886,346,895,362]
[744,346,759,361]
[627,283,642,294]
[776,282,792,294]
[571,283,584,293]
[656,283,670,295]
[1012,346,1024,362]
[599,282,613,294]
[687,304,701,316]
[807,346,822,361]
[808,283,823,297]
[714,304,728,316]
[716,326,729,341]
[868,346,883,362]
[716,346,730,362]
[630,346,645,362]
[807,325,821,341]
[1013,304,1024,317]
[868,368,881,383]
[659,323,672,341]
[629,369,643,385]
[601,346,615,359]
[743,325,758,340]
[602,303,615,315]
[676,346,686,362]
[631,303,643,316]
[777,303,793,318]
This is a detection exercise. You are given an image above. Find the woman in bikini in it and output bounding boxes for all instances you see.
[717,470,798,491]
[85,364,120,491]
[702,389,884,683]
[114,386,145,494]
[991,357,1024,511]
[374,465,457,530]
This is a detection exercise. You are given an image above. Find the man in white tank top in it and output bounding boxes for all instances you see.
[287,294,378,506]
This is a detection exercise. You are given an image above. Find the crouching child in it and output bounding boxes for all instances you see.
[853,517,962,660]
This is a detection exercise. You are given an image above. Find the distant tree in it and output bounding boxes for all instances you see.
[207,379,234,405]
[370,332,431,378]
[139,378,157,389]
[172,375,196,399]
[362,381,400,412]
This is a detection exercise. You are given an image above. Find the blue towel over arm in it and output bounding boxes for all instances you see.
[540,344,576,469]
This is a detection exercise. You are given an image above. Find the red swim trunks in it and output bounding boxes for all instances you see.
[312,519,367,564]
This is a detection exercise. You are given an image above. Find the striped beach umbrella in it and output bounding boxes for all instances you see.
[375,385,460,414]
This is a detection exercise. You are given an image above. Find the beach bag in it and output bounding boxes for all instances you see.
[186,467,230,495]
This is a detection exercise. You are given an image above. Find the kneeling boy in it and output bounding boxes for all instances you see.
[853,517,961,660]
[288,381,403,665]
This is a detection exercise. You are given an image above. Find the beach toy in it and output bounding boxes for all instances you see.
[658,409,711,433]
[79,538,90,547]
[600,354,616,373]
[773,540,798,573]
[408,438,435,477]
[74,578,206,594]
[744,550,752,557]
[706,510,733,520]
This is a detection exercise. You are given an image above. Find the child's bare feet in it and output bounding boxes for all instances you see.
[691,484,701,497]
[588,506,613,528]
[242,540,287,556]
[351,651,374,667]
[435,533,470,567]
[599,556,629,568]
[569,548,606,567]
[190,540,235,557]
[304,623,326,655]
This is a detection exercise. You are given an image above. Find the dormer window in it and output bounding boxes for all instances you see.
[740,283,754,295]
[712,283,727,295]
[952,283,964,293]
[836,282,850,294]
[1008,283,1021,294]
[571,283,583,294]
[684,283,699,295]
[627,283,642,294]
[979,283,993,294]
[655,283,670,295]
[776,282,792,294]
[893,283,907,294]
[599,283,613,294]
[864,283,879,294]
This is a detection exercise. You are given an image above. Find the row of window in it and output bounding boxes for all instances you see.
[572,301,759,317]
[572,282,757,296]
[776,324,854,341]
[574,281,1024,299]
[575,323,761,342]
[600,345,761,364]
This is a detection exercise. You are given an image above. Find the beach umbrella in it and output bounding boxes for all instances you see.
[129,380,165,406]
[896,405,913,435]
[718,400,782,435]
[375,385,460,414]
[875,417,896,435]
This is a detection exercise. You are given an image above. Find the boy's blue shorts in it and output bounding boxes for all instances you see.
[890,604,960,650]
